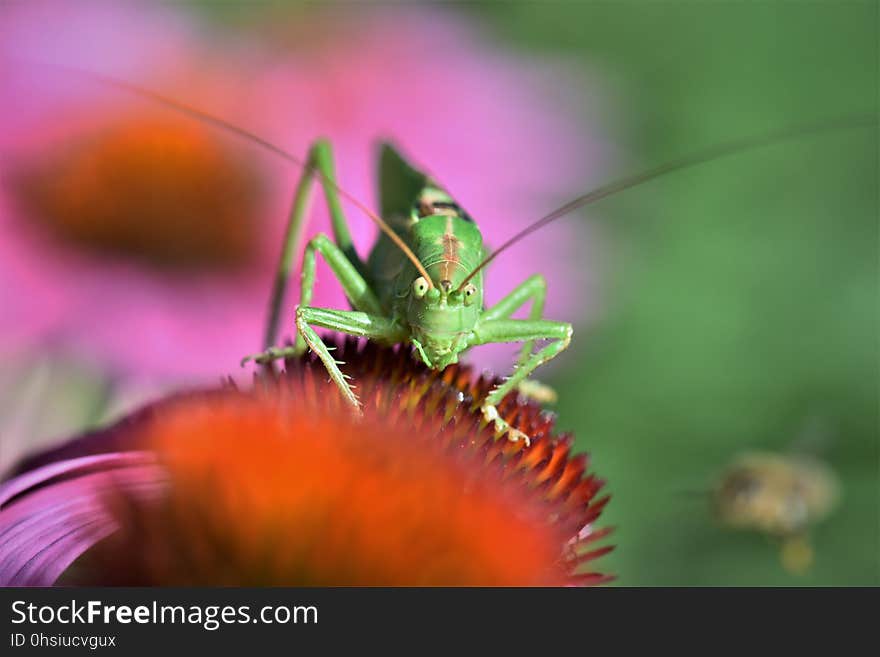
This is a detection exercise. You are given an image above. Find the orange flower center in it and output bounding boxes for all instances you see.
[11,115,265,272]
[80,391,573,585]
[62,341,613,586]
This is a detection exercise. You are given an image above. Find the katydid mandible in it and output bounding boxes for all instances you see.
[67,72,875,447]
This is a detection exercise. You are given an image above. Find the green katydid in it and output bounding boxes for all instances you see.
[241,139,569,444]
[237,116,874,446]
[68,73,875,446]
[241,115,875,446]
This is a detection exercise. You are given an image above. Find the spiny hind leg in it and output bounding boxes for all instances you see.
[481,274,559,405]
[295,306,407,409]
[242,233,383,367]
[471,318,573,446]
[261,140,365,353]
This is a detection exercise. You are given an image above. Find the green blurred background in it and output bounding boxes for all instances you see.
[467,1,878,585]
[200,0,877,585]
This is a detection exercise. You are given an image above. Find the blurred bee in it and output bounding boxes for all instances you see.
[712,450,840,574]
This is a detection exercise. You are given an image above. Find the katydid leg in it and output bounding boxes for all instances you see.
[471,317,573,444]
[243,233,383,363]
[482,274,547,364]
[262,139,366,351]
[295,307,406,408]
[295,234,383,352]
[482,275,558,403]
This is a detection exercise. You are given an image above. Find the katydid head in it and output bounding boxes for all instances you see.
[404,214,484,369]
[408,273,481,369]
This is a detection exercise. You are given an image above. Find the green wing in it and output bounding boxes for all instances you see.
[378,142,429,225]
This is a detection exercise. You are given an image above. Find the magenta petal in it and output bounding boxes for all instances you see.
[0,452,165,586]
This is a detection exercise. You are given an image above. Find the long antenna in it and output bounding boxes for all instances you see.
[456,112,876,291]
[64,67,434,286]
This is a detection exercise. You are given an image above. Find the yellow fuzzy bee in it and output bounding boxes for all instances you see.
[712,450,840,574]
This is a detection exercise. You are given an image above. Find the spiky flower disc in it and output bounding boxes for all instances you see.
[2,339,612,586]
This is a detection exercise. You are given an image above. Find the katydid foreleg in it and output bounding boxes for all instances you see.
[481,275,559,403]
[294,234,384,351]
[295,307,407,408]
[471,317,573,445]
[242,233,385,363]
[243,233,405,408]
[482,274,546,360]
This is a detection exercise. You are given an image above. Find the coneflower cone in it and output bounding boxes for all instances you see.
[2,339,612,586]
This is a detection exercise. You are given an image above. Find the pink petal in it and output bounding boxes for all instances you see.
[0,452,165,586]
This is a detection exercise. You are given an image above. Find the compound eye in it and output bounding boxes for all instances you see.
[412,276,430,298]
[462,283,478,305]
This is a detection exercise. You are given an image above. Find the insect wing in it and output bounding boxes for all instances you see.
[377,142,429,225]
